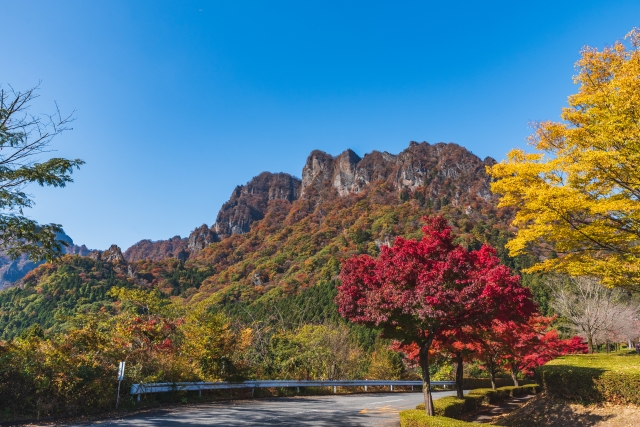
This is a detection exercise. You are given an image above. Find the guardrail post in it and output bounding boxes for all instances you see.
[333,386,337,394]
[296,387,300,393]
[252,388,255,397]
[411,385,414,391]
[365,385,368,392]
[137,394,140,402]
[390,385,393,391]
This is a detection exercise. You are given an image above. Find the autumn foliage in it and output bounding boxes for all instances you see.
[337,216,537,415]
[489,28,640,290]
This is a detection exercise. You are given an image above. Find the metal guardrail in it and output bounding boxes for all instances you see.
[130,380,454,400]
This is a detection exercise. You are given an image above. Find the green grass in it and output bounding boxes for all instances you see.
[538,351,640,404]
[544,352,640,372]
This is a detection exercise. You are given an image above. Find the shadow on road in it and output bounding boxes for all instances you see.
[90,395,406,427]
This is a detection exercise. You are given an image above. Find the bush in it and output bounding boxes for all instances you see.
[537,352,640,405]
[434,397,467,418]
[461,378,533,389]
[415,385,540,417]
[399,410,475,427]
[466,385,539,401]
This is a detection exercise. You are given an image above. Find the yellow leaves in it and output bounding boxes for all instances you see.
[489,28,640,289]
[178,302,252,381]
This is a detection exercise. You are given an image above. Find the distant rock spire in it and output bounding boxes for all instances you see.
[187,224,219,253]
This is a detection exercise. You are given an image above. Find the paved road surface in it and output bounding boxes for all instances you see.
[74,391,456,427]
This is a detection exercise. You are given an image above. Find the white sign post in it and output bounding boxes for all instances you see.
[116,361,125,409]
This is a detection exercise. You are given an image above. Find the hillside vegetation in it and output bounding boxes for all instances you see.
[0,142,546,341]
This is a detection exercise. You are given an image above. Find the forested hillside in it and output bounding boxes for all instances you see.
[0,141,546,341]
[0,231,91,291]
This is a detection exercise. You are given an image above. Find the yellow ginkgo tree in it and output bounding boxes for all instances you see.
[490,28,640,290]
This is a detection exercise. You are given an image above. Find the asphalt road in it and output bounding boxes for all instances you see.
[74,390,457,427]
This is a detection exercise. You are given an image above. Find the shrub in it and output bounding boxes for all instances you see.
[537,353,640,405]
[399,410,476,427]
[434,397,466,418]
[414,385,539,418]
[461,378,532,389]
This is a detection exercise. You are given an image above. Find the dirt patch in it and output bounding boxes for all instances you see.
[460,395,535,423]
[492,392,640,427]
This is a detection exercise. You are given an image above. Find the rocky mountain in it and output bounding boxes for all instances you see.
[302,142,494,201]
[187,224,219,253]
[180,141,507,298]
[124,171,301,261]
[0,140,521,339]
[123,142,494,264]
[0,232,92,290]
[88,244,126,264]
[214,171,301,238]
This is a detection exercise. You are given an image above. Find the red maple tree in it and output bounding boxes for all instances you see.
[473,316,589,387]
[520,330,588,376]
[336,216,536,415]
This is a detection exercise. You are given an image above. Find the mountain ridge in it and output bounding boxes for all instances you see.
[124,141,496,263]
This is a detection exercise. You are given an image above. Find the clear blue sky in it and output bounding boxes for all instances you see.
[3,0,639,250]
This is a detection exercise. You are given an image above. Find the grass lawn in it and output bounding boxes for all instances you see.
[495,353,640,426]
[538,351,640,405]
[544,351,640,372]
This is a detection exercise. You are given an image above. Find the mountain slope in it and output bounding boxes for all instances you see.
[131,141,513,307]
[0,141,519,339]
[0,231,92,290]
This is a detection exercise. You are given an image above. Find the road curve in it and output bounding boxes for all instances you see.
[71,390,457,427]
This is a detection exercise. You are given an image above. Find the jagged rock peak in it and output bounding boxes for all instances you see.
[300,141,495,203]
[187,224,219,253]
[214,172,301,238]
[302,149,364,197]
[88,245,126,264]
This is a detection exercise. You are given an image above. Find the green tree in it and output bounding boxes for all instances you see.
[0,84,84,261]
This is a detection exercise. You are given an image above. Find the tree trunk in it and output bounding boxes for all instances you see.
[588,336,594,354]
[419,341,435,416]
[510,365,519,387]
[455,351,464,399]
[488,360,497,390]
[606,340,610,354]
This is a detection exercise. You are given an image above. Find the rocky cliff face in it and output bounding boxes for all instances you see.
[302,149,363,197]
[187,224,219,253]
[301,141,495,205]
[0,232,92,290]
[88,244,126,264]
[122,173,301,260]
[214,172,301,238]
[119,141,496,264]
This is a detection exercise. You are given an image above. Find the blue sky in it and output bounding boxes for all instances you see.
[3,0,639,250]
